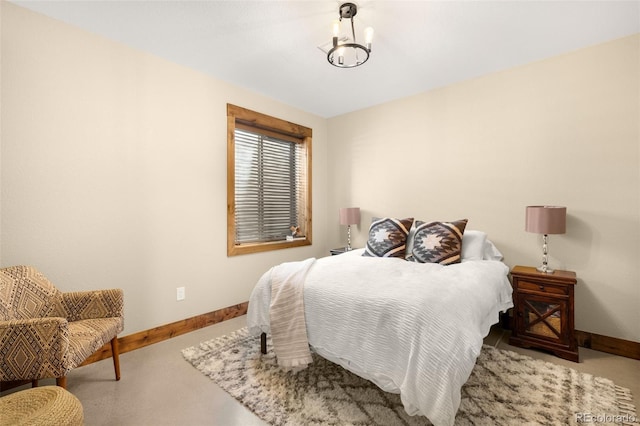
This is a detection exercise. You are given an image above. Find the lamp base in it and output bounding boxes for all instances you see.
[536,265,555,274]
[537,234,555,273]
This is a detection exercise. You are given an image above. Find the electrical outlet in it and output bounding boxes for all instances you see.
[176,287,185,301]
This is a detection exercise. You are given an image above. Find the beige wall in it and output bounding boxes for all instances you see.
[328,34,640,343]
[0,3,329,335]
[2,3,639,343]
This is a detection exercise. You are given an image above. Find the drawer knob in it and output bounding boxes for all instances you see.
[539,285,545,291]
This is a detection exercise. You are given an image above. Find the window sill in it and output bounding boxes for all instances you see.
[227,237,311,256]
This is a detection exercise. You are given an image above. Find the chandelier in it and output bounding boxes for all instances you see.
[327,2,374,68]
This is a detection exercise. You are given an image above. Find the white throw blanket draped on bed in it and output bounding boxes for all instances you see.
[269,257,316,369]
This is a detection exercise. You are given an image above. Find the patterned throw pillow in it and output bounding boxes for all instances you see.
[406,219,468,265]
[363,217,414,258]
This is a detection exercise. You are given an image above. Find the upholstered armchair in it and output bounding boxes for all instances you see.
[0,265,124,389]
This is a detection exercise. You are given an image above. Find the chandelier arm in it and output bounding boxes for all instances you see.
[350,17,360,63]
[350,17,357,44]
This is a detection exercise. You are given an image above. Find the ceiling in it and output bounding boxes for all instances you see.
[12,1,640,118]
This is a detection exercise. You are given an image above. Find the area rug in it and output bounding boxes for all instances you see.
[182,328,637,426]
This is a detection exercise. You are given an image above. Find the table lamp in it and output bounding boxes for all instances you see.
[339,207,360,251]
[525,205,566,273]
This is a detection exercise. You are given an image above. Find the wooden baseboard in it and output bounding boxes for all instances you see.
[575,329,640,360]
[1,380,32,392]
[81,301,248,366]
[99,307,637,362]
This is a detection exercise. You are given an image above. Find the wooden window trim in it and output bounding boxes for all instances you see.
[227,104,312,256]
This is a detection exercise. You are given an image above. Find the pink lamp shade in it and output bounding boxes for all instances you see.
[339,207,361,226]
[525,206,566,235]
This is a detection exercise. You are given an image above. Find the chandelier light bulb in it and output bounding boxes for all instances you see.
[364,26,374,50]
[332,20,340,38]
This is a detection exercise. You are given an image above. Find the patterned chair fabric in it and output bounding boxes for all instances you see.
[0,265,124,387]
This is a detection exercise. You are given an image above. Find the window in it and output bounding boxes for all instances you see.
[227,104,312,256]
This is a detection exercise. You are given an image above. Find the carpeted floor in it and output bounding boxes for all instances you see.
[182,328,637,426]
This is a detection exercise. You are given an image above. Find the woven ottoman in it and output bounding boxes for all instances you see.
[0,386,84,425]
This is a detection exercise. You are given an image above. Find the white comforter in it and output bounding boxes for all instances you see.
[247,249,513,426]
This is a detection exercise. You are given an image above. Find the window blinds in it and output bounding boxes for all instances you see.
[234,128,305,244]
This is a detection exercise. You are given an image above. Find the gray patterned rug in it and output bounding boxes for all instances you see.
[182,328,636,426]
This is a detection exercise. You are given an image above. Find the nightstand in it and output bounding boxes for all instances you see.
[509,265,579,362]
[330,247,349,255]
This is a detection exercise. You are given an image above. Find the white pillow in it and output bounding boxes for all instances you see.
[483,240,504,261]
[461,230,487,261]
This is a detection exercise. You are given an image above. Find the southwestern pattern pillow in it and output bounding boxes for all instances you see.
[406,219,468,265]
[363,217,414,258]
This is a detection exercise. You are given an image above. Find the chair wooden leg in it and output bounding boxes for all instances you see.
[56,376,67,389]
[31,380,39,388]
[111,336,121,381]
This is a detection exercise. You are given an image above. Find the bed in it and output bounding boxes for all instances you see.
[247,221,513,426]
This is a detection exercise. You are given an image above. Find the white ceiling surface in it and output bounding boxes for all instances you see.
[13,1,640,118]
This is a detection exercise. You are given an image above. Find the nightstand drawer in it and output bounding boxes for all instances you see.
[518,280,569,295]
